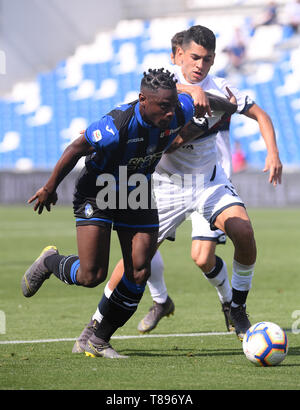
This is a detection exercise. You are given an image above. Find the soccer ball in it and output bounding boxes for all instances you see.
[242,322,288,366]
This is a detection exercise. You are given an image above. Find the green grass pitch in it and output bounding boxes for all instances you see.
[0,205,300,390]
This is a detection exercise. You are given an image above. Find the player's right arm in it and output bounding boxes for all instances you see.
[28,135,94,214]
[176,84,237,118]
[176,83,212,117]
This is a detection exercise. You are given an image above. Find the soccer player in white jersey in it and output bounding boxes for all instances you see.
[137,27,281,338]
[73,26,282,352]
[139,26,281,337]
[157,35,249,331]
[168,32,233,328]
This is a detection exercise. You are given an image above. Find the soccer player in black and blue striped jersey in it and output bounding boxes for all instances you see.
[21,68,197,357]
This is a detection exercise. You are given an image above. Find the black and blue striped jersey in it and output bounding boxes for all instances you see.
[84,93,194,181]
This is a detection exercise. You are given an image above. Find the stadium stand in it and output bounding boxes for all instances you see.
[1,10,300,173]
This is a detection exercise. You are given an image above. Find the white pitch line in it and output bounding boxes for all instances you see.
[0,331,233,345]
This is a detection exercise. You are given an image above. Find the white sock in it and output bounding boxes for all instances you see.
[231,259,255,292]
[92,308,103,323]
[203,258,232,304]
[147,250,168,304]
[92,283,113,323]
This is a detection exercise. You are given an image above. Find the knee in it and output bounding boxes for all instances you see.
[127,264,151,286]
[78,265,108,288]
[191,250,215,272]
[230,221,257,258]
[136,265,151,284]
[232,221,255,245]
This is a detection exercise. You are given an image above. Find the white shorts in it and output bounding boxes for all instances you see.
[153,164,245,243]
[190,211,226,243]
[162,213,226,244]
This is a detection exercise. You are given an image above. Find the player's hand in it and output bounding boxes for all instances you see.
[189,86,212,118]
[263,153,282,186]
[28,187,58,214]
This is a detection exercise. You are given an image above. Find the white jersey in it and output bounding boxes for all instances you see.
[152,66,254,242]
[156,66,254,180]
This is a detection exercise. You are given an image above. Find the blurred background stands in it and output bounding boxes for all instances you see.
[0,0,299,205]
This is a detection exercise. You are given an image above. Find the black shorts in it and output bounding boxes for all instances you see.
[73,167,159,233]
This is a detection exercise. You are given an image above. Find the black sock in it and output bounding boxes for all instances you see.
[95,274,145,342]
[97,293,109,316]
[204,255,223,279]
[44,254,80,285]
[232,288,249,306]
[94,317,119,343]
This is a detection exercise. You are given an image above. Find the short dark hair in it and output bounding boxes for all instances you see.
[171,30,186,55]
[182,25,216,51]
[141,68,177,92]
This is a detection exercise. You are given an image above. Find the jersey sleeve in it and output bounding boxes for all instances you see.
[178,93,195,124]
[84,115,119,151]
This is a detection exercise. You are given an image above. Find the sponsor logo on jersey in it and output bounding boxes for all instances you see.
[84,203,94,218]
[105,125,115,135]
[93,130,102,142]
[127,150,164,171]
[159,126,181,138]
[127,137,144,144]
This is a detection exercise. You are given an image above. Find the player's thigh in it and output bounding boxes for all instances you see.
[154,171,193,243]
[214,205,256,264]
[117,230,158,283]
[191,239,216,265]
[191,210,222,242]
[76,224,112,277]
[214,205,253,239]
[190,211,218,263]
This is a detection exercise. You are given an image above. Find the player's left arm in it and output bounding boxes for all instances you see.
[243,103,282,186]
[206,89,237,115]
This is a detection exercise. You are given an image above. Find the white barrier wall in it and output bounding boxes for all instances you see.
[0,171,299,207]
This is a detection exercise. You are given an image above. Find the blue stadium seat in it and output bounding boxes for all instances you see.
[1,19,300,170]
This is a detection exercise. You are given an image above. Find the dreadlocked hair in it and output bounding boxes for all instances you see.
[141,68,177,91]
